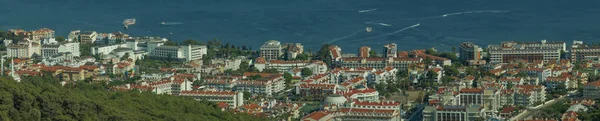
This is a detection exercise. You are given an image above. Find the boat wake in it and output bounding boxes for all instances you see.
[358,8,378,13]
[365,10,510,23]
[325,29,364,44]
[161,22,184,25]
[349,23,420,42]
[366,22,392,27]
[440,10,510,18]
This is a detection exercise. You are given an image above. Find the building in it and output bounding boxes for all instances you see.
[285,43,303,59]
[41,42,80,57]
[7,41,40,58]
[458,88,484,105]
[459,42,483,65]
[68,30,81,41]
[422,105,484,121]
[513,85,546,107]
[79,31,98,43]
[253,59,328,74]
[359,46,371,58]
[235,74,285,96]
[303,99,402,121]
[583,81,600,99]
[384,43,397,58]
[340,57,421,70]
[260,40,283,60]
[31,28,55,42]
[488,40,564,63]
[92,44,126,55]
[180,90,244,108]
[571,41,600,63]
[150,44,207,61]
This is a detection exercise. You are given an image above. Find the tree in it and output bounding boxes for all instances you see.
[243,91,252,100]
[369,50,379,57]
[249,74,263,80]
[56,36,66,42]
[182,39,202,45]
[452,47,456,52]
[192,79,203,86]
[425,48,437,55]
[294,53,310,60]
[314,44,333,67]
[283,73,293,88]
[164,41,178,46]
[238,61,249,72]
[444,66,459,76]
[301,68,313,77]
[472,80,478,88]
[121,53,130,61]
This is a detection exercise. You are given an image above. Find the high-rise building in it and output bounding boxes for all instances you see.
[259,40,283,60]
[359,46,371,57]
[459,42,483,64]
[571,41,600,63]
[384,43,397,58]
[487,40,564,63]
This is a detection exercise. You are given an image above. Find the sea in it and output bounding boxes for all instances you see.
[1,0,600,51]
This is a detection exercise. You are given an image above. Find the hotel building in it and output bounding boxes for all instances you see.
[487,40,564,63]
[571,41,600,63]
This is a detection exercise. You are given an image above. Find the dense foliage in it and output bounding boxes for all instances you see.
[0,76,264,121]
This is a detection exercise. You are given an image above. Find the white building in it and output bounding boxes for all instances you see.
[260,40,283,60]
[92,44,126,55]
[41,42,80,57]
[150,44,207,62]
[79,31,98,43]
[7,41,40,58]
[253,58,328,74]
[180,90,244,108]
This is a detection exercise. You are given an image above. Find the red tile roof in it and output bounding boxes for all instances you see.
[459,88,483,93]
[353,100,400,106]
[302,111,331,121]
[500,106,515,113]
[587,81,600,87]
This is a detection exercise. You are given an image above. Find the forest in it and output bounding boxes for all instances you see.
[0,75,265,121]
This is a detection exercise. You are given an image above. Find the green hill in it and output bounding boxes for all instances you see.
[0,75,264,121]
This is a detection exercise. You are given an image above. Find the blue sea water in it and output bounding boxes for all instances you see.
[1,0,600,51]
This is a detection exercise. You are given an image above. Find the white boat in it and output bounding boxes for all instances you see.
[123,18,136,25]
[366,27,372,32]
[161,21,166,25]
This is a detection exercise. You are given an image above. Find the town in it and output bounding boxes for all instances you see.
[1,28,600,121]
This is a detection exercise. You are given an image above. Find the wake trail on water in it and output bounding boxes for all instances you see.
[325,29,364,44]
[365,10,510,23]
[161,22,184,25]
[358,8,378,13]
[349,23,420,42]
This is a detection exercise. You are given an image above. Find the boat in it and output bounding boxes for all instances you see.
[169,32,173,35]
[123,18,136,25]
[161,21,166,25]
[123,18,135,30]
[366,27,372,32]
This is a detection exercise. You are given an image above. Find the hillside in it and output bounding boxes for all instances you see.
[0,75,264,121]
